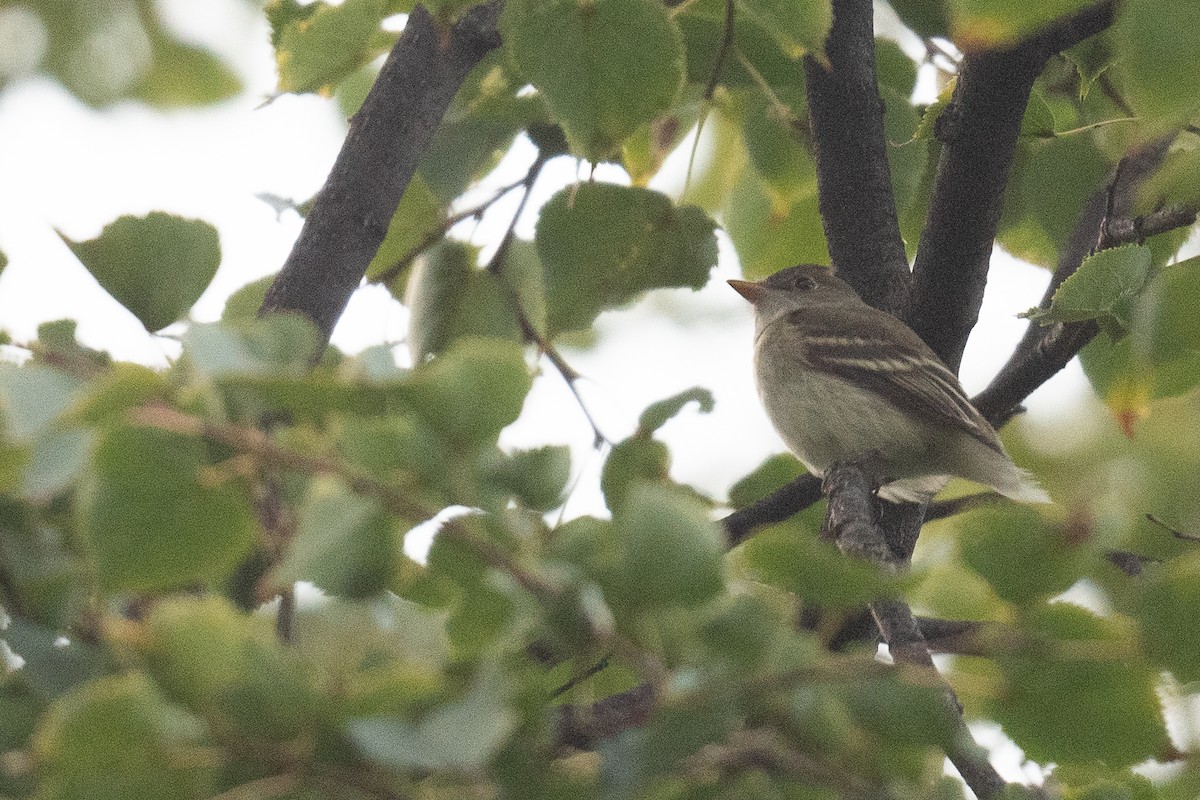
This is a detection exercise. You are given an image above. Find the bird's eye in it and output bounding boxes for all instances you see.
[794,276,817,291]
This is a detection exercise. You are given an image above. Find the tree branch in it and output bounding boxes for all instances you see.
[906,1,1117,371]
[722,474,823,546]
[803,0,910,316]
[259,2,504,346]
[820,462,1009,799]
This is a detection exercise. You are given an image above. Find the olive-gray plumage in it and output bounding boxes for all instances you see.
[729,264,1048,503]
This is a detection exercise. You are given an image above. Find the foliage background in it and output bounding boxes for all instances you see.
[1,0,1199,799]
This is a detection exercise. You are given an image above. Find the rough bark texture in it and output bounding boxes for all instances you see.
[259,2,504,346]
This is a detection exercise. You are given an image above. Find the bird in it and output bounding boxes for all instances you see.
[728,264,1049,504]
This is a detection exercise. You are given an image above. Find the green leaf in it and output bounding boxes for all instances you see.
[725,170,827,280]
[887,0,950,37]
[275,0,388,94]
[741,519,892,609]
[221,275,276,322]
[637,387,715,435]
[601,437,669,512]
[481,446,572,511]
[536,183,718,334]
[989,603,1169,766]
[1114,0,1200,120]
[742,96,816,210]
[946,0,1094,51]
[960,505,1084,606]
[0,364,83,442]
[1,617,109,700]
[61,213,221,332]
[1079,255,1200,426]
[727,452,804,509]
[1133,550,1200,682]
[1135,146,1200,215]
[501,0,685,159]
[876,39,918,99]
[33,673,213,800]
[403,241,524,363]
[272,478,397,599]
[78,425,257,593]
[366,174,446,289]
[736,0,833,61]
[676,0,807,90]
[132,36,241,107]
[406,337,532,446]
[141,597,319,740]
[609,483,724,609]
[183,315,321,377]
[998,135,1109,268]
[350,665,515,770]
[22,428,94,501]
[1027,245,1152,335]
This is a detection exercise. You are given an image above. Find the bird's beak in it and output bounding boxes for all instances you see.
[727,279,766,304]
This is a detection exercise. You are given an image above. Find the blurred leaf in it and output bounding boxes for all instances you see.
[404,241,524,362]
[609,483,724,610]
[1133,550,1200,682]
[1027,245,1152,335]
[1,617,109,701]
[741,519,892,609]
[876,39,918,98]
[502,0,684,159]
[183,315,321,377]
[78,426,257,593]
[273,478,397,599]
[481,446,571,511]
[418,61,544,203]
[275,0,387,94]
[601,437,669,512]
[33,673,213,800]
[536,183,718,334]
[727,451,804,509]
[725,170,827,279]
[220,274,276,321]
[132,36,241,107]
[1114,0,1200,120]
[366,174,445,290]
[1020,90,1056,137]
[350,665,515,770]
[989,603,1169,766]
[960,505,1085,606]
[882,86,928,220]
[637,387,714,435]
[0,364,82,442]
[736,0,833,60]
[947,0,1094,51]
[405,337,532,446]
[22,428,93,500]
[1135,145,1200,215]
[888,0,950,37]
[998,135,1109,268]
[743,96,815,210]
[60,213,221,332]
[141,597,319,740]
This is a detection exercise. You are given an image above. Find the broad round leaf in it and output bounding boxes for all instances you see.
[78,426,256,593]
[61,213,220,332]
[502,0,685,159]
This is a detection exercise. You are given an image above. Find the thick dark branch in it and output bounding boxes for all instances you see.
[259,2,504,345]
[907,1,1116,371]
[974,140,1185,423]
[820,463,1008,799]
[723,474,823,546]
[554,682,656,751]
[803,0,910,316]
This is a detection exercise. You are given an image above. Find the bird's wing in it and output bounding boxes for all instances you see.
[787,308,1005,453]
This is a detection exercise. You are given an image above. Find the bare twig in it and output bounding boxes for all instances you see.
[1146,513,1200,543]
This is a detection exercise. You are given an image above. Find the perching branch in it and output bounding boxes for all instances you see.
[259,2,504,347]
[803,0,910,316]
[906,1,1117,371]
[820,462,1009,800]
